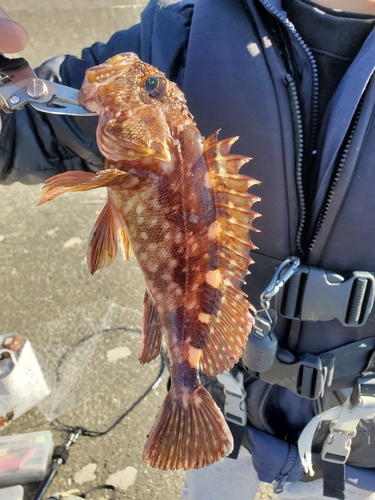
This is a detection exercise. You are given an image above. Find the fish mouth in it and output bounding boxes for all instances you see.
[78,81,102,114]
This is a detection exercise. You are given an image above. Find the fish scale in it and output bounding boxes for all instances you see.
[38,52,261,470]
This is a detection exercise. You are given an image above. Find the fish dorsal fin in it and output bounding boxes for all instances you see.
[87,201,120,275]
[139,289,163,364]
[196,131,261,376]
[118,227,134,261]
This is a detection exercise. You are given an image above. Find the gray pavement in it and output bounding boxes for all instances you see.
[0,1,185,499]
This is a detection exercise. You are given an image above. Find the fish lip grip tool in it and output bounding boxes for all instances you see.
[0,54,97,116]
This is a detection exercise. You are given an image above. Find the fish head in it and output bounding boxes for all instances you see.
[79,52,193,165]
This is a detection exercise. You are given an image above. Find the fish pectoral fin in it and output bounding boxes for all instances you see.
[139,289,163,364]
[118,227,134,262]
[38,168,139,206]
[142,384,233,470]
[87,201,119,274]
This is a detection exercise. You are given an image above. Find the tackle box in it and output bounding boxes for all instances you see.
[0,430,53,486]
[0,485,24,500]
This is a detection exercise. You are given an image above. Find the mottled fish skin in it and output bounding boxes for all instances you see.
[38,53,261,470]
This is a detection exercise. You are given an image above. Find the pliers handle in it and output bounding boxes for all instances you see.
[0,54,96,116]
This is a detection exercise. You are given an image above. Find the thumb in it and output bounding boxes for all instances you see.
[0,8,28,53]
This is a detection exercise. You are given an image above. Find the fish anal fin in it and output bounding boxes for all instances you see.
[118,227,134,261]
[87,201,118,275]
[38,168,139,206]
[139,290,163,364]
[142,385,233,470]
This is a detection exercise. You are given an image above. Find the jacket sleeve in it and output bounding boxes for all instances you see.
[0,0,194,184]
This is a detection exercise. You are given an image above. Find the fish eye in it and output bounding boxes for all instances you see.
[143,75,167,98]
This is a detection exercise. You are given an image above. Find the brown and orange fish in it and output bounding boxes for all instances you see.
[38,53,260,470]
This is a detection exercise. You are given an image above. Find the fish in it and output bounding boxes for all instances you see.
[38,53,261,470]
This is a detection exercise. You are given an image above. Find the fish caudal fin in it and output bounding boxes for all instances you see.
[142,385,233,470]
[197,132,261,376]
[38,168,139,205]
[139,289,163,364]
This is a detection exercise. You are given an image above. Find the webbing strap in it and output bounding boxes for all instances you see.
[363,349,375,377]
[242,337,375,400]
[322,461,345,500]
[321,379,375,500]
[323,337,375,381]
[248,253,375,325]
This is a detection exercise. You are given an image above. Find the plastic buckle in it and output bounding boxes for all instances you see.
[280,267,375,326]
[321,425,356,464]
[350,376,375,406]
[216,370,247,426]
[258,350,324,399]
[321,387,375,466]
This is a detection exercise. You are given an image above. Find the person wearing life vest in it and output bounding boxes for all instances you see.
[1,1,375,499]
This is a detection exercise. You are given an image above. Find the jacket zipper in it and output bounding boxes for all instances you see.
[283,74,305,256]
[273,443,298,493]
[258,0,319,257]
[307,98,364,255]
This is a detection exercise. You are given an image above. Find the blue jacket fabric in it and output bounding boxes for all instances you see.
[1,0,375,490]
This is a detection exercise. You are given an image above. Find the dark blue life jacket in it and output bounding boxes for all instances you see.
[182,0,375,496]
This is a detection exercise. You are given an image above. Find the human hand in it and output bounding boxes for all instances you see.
[0,7,28,53]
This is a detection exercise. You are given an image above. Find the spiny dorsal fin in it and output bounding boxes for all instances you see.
[196,131,261,375]
[139,289,163,364]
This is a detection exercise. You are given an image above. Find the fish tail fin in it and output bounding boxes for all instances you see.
[142,384,233,470]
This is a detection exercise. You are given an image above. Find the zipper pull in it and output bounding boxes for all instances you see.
[273,473,288,494]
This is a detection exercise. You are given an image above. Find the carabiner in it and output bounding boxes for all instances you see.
[260,256,300,310]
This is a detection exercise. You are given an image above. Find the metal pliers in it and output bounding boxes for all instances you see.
[0,54,96,116]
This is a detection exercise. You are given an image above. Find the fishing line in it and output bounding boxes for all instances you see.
[33,324,167,500]
[54,326,141,384]
[51,347,166,437]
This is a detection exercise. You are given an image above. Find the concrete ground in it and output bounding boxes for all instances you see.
[1,2,185,499]
[0,2,274,499]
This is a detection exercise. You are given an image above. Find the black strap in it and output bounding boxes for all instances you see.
[242,336,375,400]
[322,461,345,500]
[323,337,375,380]
[227,420,247,459]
